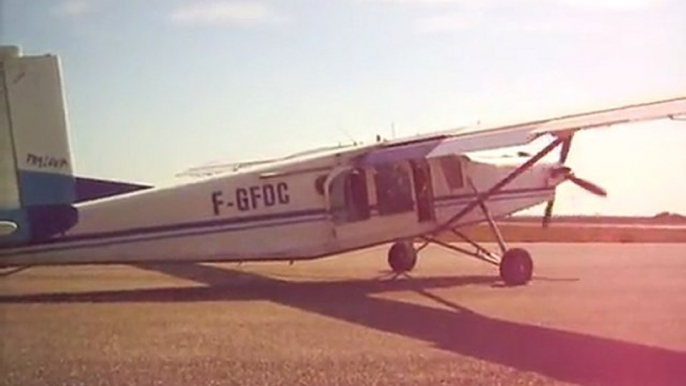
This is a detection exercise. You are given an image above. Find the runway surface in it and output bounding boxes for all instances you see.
[1,243,685,386]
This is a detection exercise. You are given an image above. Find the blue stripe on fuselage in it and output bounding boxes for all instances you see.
[0,170,77,244]
[0,187,553,257]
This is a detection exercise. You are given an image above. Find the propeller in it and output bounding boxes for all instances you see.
[543,167,607,227]
[567,174,607,197]
[542,199,555,228]
[542,136,572,228]
[542,135,606,228]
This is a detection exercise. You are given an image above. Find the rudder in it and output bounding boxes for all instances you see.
[0,46,77,245]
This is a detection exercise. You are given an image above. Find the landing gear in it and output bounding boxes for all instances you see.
[425,231,535,286]
[499,248,533,286]
[387,241,417,273]
[397,136,575,286]
[417,179,535,286]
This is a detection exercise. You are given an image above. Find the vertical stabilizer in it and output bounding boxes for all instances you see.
[0,46,77,245]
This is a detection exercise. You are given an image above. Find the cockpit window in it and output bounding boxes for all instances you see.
[439,156,464,190]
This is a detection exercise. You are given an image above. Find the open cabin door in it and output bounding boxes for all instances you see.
[325,160,437,246]
[410,159,435,222]
[325,167,371,242]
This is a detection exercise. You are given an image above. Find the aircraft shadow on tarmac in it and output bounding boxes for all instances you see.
[0,266,31,277]
[1,262,684,386]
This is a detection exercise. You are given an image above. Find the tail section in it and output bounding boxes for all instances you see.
[0,46,77,245]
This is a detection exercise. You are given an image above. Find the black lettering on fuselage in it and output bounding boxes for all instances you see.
[236,188,250,211]
[277,182,289,204]
[249,186,262,209]
[263,184,276,206]
[25,153,69,170]
[212,182,290,214]
[211,191,224,216]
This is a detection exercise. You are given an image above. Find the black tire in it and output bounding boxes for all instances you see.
[388,241,417,273]
[499,248,533,286]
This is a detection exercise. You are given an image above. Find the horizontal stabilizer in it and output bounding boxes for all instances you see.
[75,177,151,203]
[0,221,18,236]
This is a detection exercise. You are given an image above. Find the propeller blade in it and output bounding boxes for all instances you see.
[542,197,555,228]
[568,174,608,197]
[559,136,573,164]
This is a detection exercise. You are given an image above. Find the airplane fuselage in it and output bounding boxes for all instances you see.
[0,145,556,266]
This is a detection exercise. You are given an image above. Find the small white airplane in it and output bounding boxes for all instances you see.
[1,46,685,285]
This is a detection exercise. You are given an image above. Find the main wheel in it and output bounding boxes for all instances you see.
[387,241,417,273]
[499,248,533,286]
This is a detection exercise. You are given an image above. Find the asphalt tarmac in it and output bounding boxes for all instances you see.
[1,243,685,386]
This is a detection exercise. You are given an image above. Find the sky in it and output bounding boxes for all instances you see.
[2,0,685,216]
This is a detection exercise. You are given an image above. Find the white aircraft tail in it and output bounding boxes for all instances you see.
[0,46,77,245]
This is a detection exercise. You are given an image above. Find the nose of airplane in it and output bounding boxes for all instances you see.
[545,163,571,187]
[544,163,608,197]
[538,161,606,227]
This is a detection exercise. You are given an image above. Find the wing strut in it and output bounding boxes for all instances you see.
[419,178,513,267]
[411,132,604,286]
[467,178,508,255]
[430,135,566,236]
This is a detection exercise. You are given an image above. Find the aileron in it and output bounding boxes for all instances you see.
[532,96,686,135]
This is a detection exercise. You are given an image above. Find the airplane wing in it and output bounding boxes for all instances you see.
[176,160,273,178]
[177,144,359,178]
[361,95,686,165]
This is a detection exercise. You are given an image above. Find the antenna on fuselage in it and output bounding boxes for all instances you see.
[336,126,358,145]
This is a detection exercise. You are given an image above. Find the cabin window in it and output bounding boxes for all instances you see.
[439,156,464,190]
[329,169,370,224]
[374,163,414,215]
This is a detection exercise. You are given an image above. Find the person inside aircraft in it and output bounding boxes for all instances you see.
[347,169,370,221]
[329,169,370,223]
[374,163,414,215]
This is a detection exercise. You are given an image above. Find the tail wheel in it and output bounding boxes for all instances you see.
[388,241,417,273]
[499,248,533,286]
